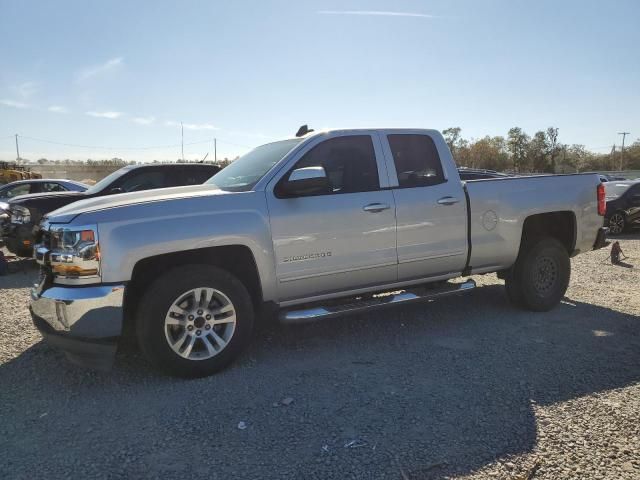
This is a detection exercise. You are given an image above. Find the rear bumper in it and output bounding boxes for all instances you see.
[593,227,609,250]
[30,283,126,370]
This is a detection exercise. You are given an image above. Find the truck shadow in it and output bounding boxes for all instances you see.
[0,257,38,289]
[0,285,638,479]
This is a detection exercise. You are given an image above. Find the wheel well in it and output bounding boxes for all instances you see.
[123,245,262,338]
[520,211,576,254]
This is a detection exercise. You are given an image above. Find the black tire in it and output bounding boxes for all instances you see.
[608,212,626,235]
[504,238,570,312]
[136,264,254,378]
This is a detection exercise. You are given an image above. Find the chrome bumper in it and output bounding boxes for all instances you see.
[30,282,125,370]
[30,283,125,338]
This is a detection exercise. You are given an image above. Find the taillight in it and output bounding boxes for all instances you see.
[597,183,606,216]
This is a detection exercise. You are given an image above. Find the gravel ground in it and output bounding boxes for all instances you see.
[0,236,639,480]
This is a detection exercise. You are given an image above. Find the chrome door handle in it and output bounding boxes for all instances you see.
[437,196,460,206]
[363,203,391,213]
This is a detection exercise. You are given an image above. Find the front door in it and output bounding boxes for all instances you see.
[266,133,397,302]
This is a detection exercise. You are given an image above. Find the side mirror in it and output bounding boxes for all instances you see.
[278,166,331,197]
[109,187,124,195]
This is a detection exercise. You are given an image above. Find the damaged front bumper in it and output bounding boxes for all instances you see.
[30,281,125,370]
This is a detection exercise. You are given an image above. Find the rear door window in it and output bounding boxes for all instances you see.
[177,167,217,186]
[387,134,445,188]
[41,182,67,192]
[116,170,167,192]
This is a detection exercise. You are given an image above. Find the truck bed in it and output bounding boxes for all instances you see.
[465,173,603,274]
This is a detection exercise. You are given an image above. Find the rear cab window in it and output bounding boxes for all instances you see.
[387,134,445,188]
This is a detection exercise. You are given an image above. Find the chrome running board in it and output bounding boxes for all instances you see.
[279,279,476,324]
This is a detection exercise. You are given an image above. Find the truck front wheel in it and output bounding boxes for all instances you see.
[504,238,570,312]
[136,265,254,378]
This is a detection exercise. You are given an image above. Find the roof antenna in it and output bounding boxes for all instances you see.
[295,124,314,137]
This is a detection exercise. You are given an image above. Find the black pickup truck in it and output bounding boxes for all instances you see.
[2,163,220,256]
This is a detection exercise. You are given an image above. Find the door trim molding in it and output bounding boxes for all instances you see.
[398,250,465,265]
[279,261,398,283]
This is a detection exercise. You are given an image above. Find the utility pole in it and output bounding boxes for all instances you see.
[618,132,630,171]
[15,134,20,161]
[214,138,217,163]
[181,122,184,162]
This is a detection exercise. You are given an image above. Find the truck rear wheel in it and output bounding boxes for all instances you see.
[504,238,570,312]
[136,265,254,378]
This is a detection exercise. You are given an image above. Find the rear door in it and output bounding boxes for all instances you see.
[266,132,397,302]
[381,131,468,281]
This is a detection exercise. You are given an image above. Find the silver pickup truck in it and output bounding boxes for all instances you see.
[30,128,608,377]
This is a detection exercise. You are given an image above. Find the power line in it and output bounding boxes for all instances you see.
[14,134,250,151]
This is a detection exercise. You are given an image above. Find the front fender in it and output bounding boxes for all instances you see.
[75,191,278,302]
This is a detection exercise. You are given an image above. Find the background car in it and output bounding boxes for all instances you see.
[1,180,87,229]
[604,180,640,234]
[0,178,87,201]
[0,201,8,227]
[2,163,220,256]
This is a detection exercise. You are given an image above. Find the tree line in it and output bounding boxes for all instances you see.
[443,127,640,173]
[9,131,640,174]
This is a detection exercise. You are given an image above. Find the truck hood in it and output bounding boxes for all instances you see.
[46,184,227,223]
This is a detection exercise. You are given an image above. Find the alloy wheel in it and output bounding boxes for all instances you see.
[164,287,236,360]
[608,213,625,235]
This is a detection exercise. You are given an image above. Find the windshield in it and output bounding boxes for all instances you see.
[86,167,131,194]
[605,183,633,199]
[207,139,302,192]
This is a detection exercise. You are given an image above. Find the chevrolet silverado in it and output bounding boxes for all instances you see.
[30,128,608,377]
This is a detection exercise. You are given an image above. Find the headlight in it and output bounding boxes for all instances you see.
[46,225,101,284]
[10,205,31,224]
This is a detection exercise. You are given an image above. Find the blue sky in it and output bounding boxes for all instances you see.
[1,0,638,162]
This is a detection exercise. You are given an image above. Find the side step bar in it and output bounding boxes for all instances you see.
[279,279,476,324]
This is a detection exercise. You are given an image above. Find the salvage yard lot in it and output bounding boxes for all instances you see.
[1,237,639,480]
